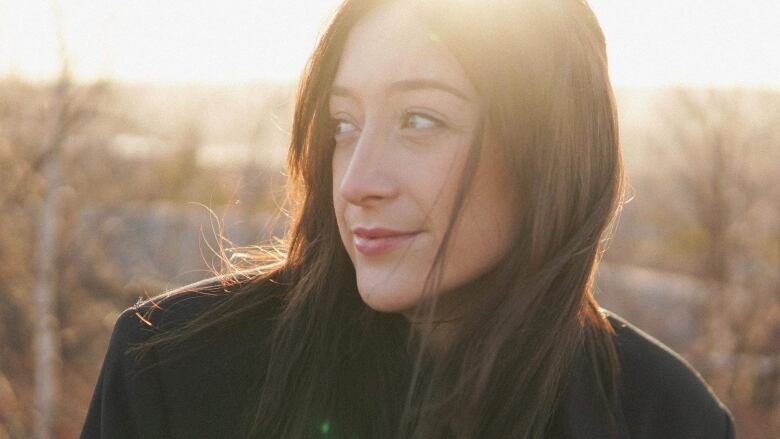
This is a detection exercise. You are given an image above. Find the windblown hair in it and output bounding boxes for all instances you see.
[129,0,626,437]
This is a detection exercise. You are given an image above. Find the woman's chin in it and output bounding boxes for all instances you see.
[357,287,420,315]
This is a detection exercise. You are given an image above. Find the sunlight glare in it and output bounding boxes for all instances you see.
[0,0,777,88]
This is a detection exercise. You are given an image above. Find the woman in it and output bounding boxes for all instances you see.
[80,0,735,438]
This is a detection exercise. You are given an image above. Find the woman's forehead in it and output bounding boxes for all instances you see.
[331,2,478,102]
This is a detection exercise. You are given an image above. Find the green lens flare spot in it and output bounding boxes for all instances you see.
[429,31,442,42]
[320,419,330,434]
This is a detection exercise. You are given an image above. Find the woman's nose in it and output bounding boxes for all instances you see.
[336,127,399,207]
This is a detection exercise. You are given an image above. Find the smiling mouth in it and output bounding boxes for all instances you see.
[353,232,420,256]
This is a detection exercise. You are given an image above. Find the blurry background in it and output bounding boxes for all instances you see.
[0,0,778,438]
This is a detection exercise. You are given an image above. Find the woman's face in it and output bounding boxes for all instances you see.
[330,3,521,316]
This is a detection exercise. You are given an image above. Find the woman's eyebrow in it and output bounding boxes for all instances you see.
[388,79,472,102]
[330,79,472,102]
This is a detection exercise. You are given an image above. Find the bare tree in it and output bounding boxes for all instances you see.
[31,2,71,437]
[30,1,119,437]
[643,87,780,436]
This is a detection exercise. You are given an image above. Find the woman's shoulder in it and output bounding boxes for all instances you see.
[602,309,736,438]
[110,276,235,340]
[82,273,275,438]
[133,276,237,324]
[108,271,275,352]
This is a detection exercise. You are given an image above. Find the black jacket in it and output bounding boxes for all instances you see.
[79,281,736,438]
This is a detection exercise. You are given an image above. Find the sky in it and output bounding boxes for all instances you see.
[0,0,778,88]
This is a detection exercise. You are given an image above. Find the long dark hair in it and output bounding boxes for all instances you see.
[129,0,626,437]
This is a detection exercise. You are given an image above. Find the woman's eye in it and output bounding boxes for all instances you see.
[402,112,443,130]
[334,120,358,135]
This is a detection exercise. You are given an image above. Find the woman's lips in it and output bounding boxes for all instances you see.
[352,229,420,256]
